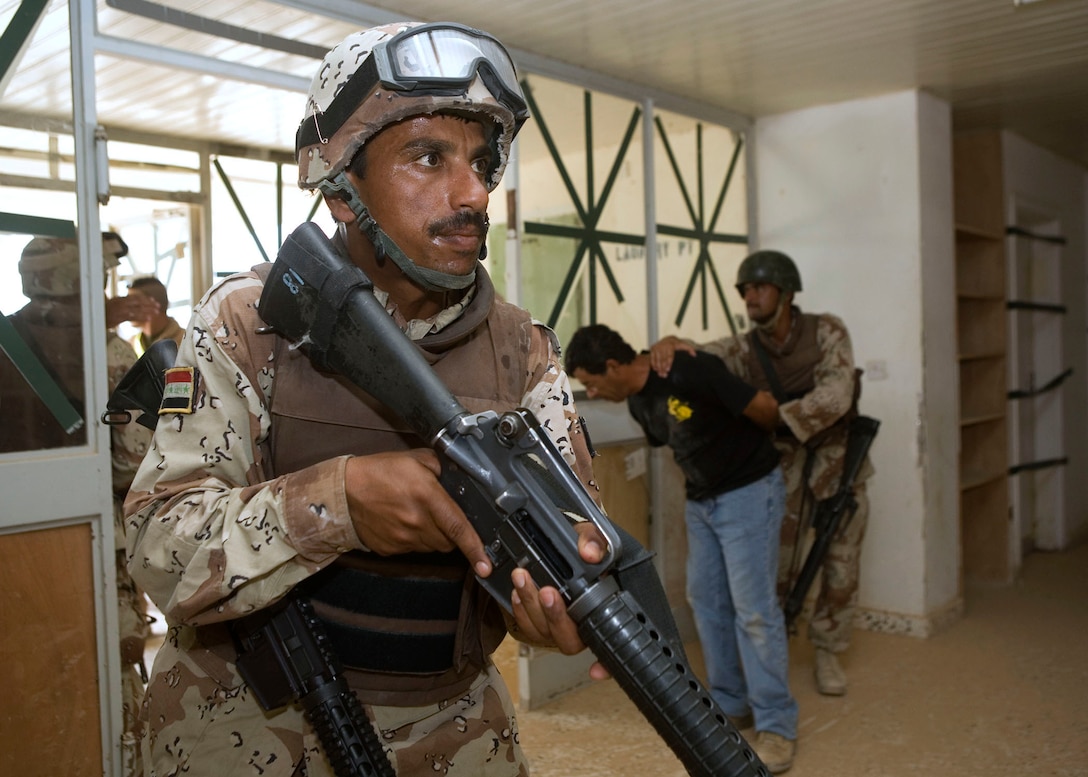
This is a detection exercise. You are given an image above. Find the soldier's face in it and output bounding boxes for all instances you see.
[354,114,493,279]
[739,282,781,325]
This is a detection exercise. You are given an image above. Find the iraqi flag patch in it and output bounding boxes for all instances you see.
[160,366,199,414]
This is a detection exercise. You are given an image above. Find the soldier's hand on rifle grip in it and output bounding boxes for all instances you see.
[344,449,492,577]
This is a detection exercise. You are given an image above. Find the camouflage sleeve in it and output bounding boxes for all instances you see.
[124,274,362,627]
[521,322,602,508]
[778,313,857,443]
[697,334,749,378]
[106,333,152,500]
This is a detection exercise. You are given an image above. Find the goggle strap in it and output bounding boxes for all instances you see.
[477,63,530,126]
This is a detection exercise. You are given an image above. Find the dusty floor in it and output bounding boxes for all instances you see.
[142,543,1087,775]
[493,543,1088,777]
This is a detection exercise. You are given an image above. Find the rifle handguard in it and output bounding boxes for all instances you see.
[234,596,396,777]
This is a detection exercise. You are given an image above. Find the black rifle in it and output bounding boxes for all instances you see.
[783,414,880,629]
[256,222,770,777]
[233,596,397,777]
[101,339,178,430]
[103,340,397,777]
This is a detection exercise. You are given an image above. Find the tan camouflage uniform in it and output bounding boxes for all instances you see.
[108,331,155,777]
[124,266,599,777]
[700,309,873,653]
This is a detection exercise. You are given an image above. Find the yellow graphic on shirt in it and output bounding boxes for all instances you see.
[668,396,692,422]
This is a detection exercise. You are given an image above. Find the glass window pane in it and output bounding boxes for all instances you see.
[104,199,194,346]
[518,74,645,351]
[210,155,319,278]
[0,1,86,455]
[654,109,749,343]
[107,140,201,194]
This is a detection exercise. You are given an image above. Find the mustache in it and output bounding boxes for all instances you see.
[428,211,490,238]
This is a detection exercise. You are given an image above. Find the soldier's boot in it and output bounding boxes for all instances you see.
[814,648,847,696]
[753,731,796,774]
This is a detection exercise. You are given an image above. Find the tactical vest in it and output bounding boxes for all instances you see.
[744,311,822,401]
[267,269,535,706]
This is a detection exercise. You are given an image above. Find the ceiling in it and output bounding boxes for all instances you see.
[2,0,1088,169]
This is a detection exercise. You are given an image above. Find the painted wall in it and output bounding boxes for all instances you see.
[751,90,962,629]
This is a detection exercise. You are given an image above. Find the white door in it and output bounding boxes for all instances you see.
[1007,210,1068,559]
[0,1,122,774]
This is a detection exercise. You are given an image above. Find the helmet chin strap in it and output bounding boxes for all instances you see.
[320,172,478,292]
[755,295,789,334]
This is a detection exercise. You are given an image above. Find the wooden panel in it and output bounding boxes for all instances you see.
[956,299,1006,358]
[953,131,1005,237]
[0,524,102,775]
[592,443,651,549]
[960,417,1008,488]
[955,235,1005,298]
[954,128,1011,587]
[959,357,1007,423]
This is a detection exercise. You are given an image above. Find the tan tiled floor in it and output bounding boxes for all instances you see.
[142,543,1088,776]
[498,543,1088,776]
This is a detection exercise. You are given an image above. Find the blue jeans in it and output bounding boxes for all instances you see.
[685,467,798,739]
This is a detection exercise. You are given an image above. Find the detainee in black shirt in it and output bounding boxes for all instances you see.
[627,350,780,500]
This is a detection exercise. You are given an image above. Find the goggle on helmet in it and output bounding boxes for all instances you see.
[297,22,530,192]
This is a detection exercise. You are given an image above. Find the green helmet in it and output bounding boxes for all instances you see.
[735,250,802,294]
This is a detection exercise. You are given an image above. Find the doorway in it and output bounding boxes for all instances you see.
[1006,206,1069,558]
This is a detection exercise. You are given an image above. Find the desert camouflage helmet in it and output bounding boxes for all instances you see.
[735,249,803,294]
[296,21,529,192]
[19,232,129,298]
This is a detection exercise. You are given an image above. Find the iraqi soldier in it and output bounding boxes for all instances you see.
[650,250,874,698]
[124,22,605,777]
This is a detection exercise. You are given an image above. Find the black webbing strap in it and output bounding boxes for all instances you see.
[749,330,787,403]
[313,603,459,675]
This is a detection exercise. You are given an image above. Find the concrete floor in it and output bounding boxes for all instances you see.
[496,542,1088,777]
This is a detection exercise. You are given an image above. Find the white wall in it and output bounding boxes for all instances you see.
[752,90,961,632]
